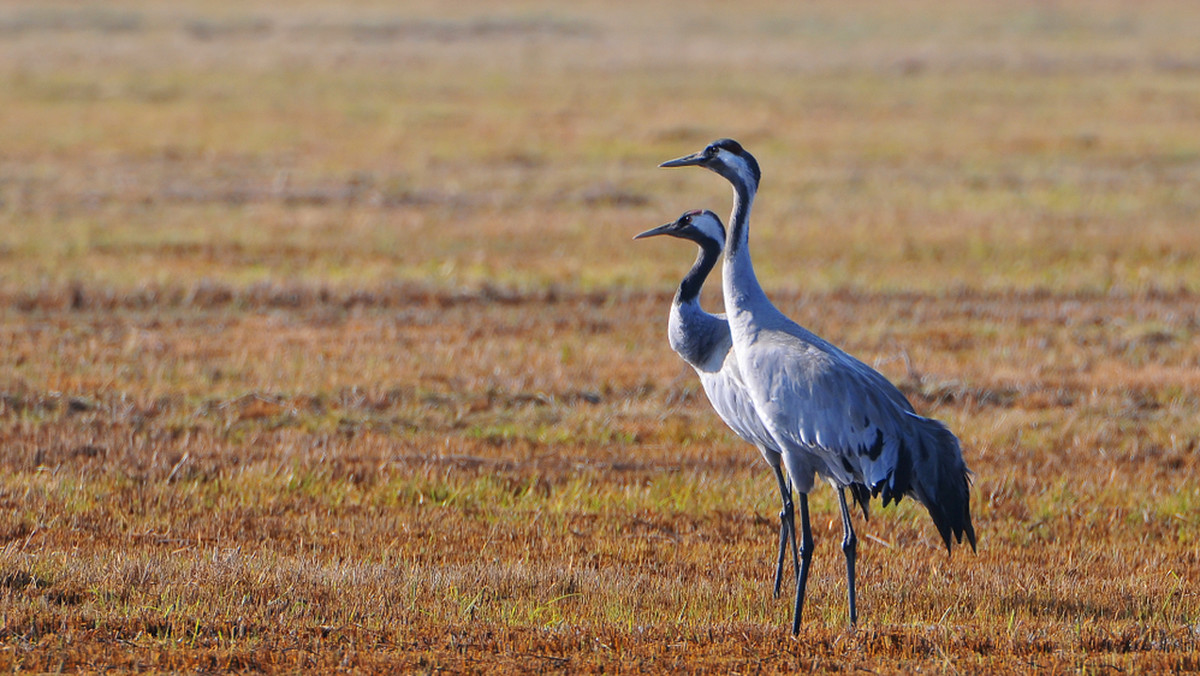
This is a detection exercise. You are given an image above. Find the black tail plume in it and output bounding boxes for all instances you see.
[901,414,976,553]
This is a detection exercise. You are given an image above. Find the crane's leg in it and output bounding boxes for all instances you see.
[838,487,858,626]
[771,464,795,599]
[791,493,814,635]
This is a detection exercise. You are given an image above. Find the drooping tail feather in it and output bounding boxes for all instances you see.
[848,482,872,520]
[879,413,976,553]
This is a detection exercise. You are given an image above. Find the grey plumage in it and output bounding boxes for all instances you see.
[660,139,976,633]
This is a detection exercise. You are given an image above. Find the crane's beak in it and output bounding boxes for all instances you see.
[633,221,677,240]
[659,151,706,168]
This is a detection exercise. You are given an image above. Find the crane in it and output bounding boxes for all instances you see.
[634,208,800,600]
[660,138,976,633]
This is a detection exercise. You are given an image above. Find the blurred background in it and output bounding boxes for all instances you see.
[3,0,1198,297]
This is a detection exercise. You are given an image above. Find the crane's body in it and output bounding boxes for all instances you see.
[660,139,976,633]
[635,210,799,597]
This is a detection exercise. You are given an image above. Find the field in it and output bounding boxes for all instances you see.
[2,0,1199,671]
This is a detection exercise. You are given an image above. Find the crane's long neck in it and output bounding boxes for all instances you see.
[676,238,721,307]
[722,179,773,321]
[669,238,728,372]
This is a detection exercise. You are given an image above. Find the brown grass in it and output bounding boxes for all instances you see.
[2,0,1199,672]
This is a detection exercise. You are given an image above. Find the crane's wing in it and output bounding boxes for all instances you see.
[747,333,909,488]
[745,329,976,551]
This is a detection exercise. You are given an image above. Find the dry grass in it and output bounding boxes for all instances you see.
[1,0,1199,672]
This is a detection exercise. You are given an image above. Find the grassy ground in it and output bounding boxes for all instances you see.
[2,0,1199,672]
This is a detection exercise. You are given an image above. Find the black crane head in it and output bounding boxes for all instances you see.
[633,209,726,251]
[659,138,761,190]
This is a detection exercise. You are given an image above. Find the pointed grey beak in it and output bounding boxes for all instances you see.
[659,151,707,168]
[633,222,677,240]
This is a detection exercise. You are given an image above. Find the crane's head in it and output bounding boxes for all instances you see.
[659,138,761,191]
[633,209,725,251]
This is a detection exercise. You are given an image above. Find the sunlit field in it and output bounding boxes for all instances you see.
[2,0,1199,671]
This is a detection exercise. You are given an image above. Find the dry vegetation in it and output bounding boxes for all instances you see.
[1,0,1199,672]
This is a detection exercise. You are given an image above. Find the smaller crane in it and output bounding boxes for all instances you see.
[635,209,803,599]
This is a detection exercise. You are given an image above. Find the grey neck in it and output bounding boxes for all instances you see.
[670,243,731,372]
[722,179,773,319]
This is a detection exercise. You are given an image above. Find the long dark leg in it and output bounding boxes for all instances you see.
[838,487,858,626]
[792,493,814,635]
[771,463,795,599]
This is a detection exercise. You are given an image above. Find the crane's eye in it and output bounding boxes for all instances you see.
[681,215,691,225]
[704,145,717,157]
